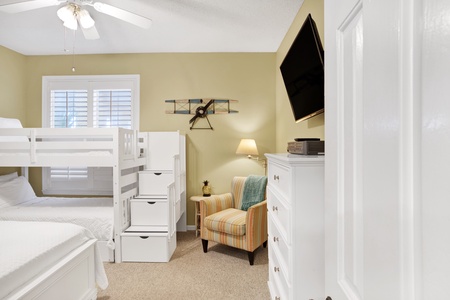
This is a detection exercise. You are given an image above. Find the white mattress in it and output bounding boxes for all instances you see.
[0,221,108,299]
[0,197,114,249]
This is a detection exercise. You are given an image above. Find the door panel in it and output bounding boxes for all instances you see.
[336,4,364,298]
[325,0,404,298]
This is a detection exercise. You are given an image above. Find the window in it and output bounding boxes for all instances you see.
[42,75,140,195]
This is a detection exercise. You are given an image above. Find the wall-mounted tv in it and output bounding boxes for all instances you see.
[280,14,324,123]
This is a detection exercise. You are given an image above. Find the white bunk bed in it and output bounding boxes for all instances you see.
[0,220,107,300]
[0,122,146,263]
[0,176,115,261]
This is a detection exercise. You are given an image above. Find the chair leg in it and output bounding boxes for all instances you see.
[247,251,255,265]
[201,239,208,253]
[263,240,267,248]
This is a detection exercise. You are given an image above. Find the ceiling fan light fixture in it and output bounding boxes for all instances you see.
[56,5,73,22]
[78,8,95,29]
[63,16,78,30]
[57,4,78,30]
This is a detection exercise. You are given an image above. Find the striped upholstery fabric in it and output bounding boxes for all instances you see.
[231,176,246,209]
[200,176,268,253]
[204,208,246,236]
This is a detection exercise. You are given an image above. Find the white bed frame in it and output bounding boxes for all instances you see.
[6,239,98,300]
[0,127,147,263]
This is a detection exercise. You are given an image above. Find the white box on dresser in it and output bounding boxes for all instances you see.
[265,153,325,300]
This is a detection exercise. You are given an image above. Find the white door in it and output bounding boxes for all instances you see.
[322,0,450,298]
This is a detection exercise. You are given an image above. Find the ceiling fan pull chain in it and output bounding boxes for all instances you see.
[72,28,76,72]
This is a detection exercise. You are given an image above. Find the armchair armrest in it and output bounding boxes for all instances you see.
[199,193,234,219]
[245,200,268,251]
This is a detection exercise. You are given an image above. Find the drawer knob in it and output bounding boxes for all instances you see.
[273,236,279,242]
[273,175,279,181]
[275,297,281,300]
[274,266,280,272]
[272,206,278,212]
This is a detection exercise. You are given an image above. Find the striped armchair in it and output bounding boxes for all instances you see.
[199,176,267,265]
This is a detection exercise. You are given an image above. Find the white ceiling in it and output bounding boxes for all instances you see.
[0,0,303,56]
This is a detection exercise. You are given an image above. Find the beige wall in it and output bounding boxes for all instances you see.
[2,51,276,226]
[0,46,27,177]
[0,0,324,226]
[275,0,325,152]
[0,46,27,122]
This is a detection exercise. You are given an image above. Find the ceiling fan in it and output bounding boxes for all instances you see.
[0,0,152,40]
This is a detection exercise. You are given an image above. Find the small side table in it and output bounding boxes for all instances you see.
[190,195,212,237]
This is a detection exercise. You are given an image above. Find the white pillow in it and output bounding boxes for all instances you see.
[0,117,28,142]
[0,172,18,182]
[0,117,24,128]
[0,176,36,209]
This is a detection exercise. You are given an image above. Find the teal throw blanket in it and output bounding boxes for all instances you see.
[240,175,268,211]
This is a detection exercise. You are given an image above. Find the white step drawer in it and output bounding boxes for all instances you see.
[139,171,173,195]
[131,198,168,226]
[121,232,176,262]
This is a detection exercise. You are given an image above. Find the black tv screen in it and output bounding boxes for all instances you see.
[280,14,324,123]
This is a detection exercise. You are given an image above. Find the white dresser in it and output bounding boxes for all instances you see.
[265,153,324,300]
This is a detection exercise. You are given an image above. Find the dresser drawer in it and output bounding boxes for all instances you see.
[131,198,168,226]
[269,247,290,299]
[268,162,291,201]
[268,277,286,300]
[269,218,290,281]
[139,171,173,195]
[268,188,291,244]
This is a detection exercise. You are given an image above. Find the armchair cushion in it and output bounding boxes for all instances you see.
[204,208,246,236]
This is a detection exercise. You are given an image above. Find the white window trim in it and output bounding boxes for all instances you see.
[42,74,140,129]
[41,74,140,195]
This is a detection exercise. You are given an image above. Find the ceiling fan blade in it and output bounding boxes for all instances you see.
[0,0,62,14]
[93,2,152,29]
[80,24,100,40]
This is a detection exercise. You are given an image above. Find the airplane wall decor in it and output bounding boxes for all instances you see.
[165,98,238,130]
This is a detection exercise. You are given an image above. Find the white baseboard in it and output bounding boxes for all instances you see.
[186,225,196,231]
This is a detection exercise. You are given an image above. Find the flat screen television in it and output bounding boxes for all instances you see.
[280,14,324,123]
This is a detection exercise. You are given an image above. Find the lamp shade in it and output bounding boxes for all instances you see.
[236,139,259,156]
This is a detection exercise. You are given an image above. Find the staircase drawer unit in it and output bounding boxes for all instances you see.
[131,197,168,226]
[138,171,173,196]
[121,231,176,263]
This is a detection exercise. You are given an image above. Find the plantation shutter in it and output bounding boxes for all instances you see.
[50,90,88,128]
[42,75,139,195]
[93,89,132,129]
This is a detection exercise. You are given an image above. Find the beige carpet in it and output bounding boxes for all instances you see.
[97,231,270,300]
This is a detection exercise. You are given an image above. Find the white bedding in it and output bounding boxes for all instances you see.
[0,197,114,249]
[0,221,108,299]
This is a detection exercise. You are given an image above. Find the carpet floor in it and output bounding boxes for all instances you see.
[97,231,270,300]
